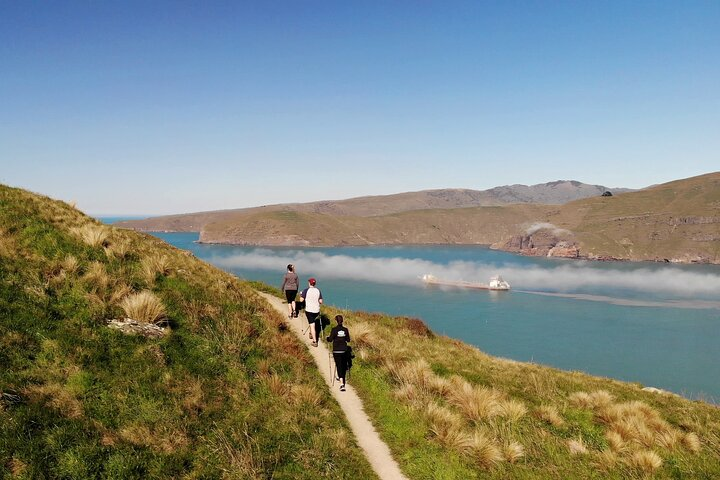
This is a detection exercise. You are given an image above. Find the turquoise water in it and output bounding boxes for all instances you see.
[102,216,720,402]
[145,232,720,402]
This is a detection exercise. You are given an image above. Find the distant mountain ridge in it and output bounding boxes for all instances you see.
[116,180,633,232]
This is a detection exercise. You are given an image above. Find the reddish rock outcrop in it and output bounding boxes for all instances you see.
[498,229,579,258]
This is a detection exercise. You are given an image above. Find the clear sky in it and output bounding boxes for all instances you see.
[2,1,718,215]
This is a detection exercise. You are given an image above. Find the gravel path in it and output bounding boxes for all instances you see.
[258,292,409,480]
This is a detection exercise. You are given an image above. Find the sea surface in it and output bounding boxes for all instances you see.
[102,220,720,401]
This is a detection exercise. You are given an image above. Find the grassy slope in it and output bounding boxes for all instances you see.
[197,172,720,263]
[317,307,720,479]
[0,185,376,479]
[199,204,548,246]
[555,172,720,262]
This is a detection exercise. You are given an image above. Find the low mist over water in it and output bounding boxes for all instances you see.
[152,232,720,402]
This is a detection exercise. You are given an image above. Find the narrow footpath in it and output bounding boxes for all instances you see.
[257,292,409,480]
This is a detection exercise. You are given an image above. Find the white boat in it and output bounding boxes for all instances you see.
[421,274,511,291]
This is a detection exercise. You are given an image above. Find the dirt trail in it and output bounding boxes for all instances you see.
[257,292,409,480]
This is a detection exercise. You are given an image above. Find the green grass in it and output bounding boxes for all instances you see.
[315,306,720,479]
[0,184,376,479]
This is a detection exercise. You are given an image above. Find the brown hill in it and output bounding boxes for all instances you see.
[193,172,719,264]
[116,180,631,232]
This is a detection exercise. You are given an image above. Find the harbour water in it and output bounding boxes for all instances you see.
[115,225,720,402]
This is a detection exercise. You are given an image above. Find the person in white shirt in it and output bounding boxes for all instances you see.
[299,277,323,346]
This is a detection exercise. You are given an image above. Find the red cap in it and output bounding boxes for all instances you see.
[308,278,316,285]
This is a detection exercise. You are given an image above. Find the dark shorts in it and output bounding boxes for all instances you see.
[284,289,297,303]
[305,310,320,324]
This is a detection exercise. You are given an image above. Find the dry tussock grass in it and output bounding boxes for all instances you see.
[119,290,167,324]
[472,430,504,468]
[290,384,322,408]
[535,405,565,427]
[427,375,452,396]
[431,424,475,454]
[393,383,428,408]
[568,437,589,455]
[141,254,172,284]
[107,283,133,306]
[210,428,263,478]
[84,261,109,293]
[497,399,527,423]
[386,359,434,390]
[104,237,131,259]
[595,449,619,470]
[682,432,701,452]
[606,430,628,453]
[266,374,287,396]
[628,450,663,472]
[503,440,525,463]
[327,428,351,452]
[446,376,502,422]
[61,255,80,274]
[569,390,614,409]
[256,359,272,378]
[426,403,464,438]
[655,429,681,450]
[349,322,377,348]
[23,382,84,419]
[71,224,109,248]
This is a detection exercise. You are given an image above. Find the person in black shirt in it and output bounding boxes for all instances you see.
[326,315,350,391]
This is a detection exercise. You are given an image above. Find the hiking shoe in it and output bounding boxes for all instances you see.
[340,385,346,391]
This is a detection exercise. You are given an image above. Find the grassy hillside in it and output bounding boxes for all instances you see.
[116,181,630,232]
[0,185,376,479]
[312,303,719,479]
[554,172,720,262]
[195,172,719,264]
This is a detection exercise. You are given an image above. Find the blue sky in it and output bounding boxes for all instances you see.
[1,1,718,215]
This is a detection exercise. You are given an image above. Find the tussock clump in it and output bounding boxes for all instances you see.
[386,359,434,390]
[141,254,172,284]
[614,416,655,447]
[535,405,565,427]
[431,424,475,455]
[472,430,504,468]
[569,390,614,409]
[628,450,662,472]
[266,374,287,396]
[595,449,618,470]
[394,383,426,407]
[682,432,701,453]
[104,237,131,259]
[60,255,80,274]
[350,322,377,348]
[655,429,681,449]
[427,375,452,396]
[425,403,464,439]
[71,224,109,248]
[503,441,525,463]
[605,430,628,453]
[119,290,167,324]
[108,283,133,306]
[446,377,502,422]
[497,399,527,423]
[568,437,589,455]
[84,261,109,293]
[290,384,322,408]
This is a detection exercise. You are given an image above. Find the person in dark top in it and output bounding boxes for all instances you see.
[326,315,350,391]
[280,264,299,318]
